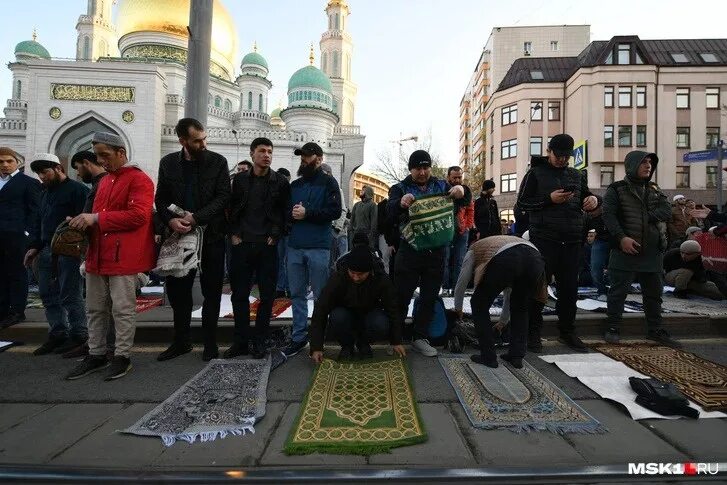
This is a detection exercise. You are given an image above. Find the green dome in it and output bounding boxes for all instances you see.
[288,65,332,93]
[270,107,282,118]
[241,51,268,70]
[14,39,50,59]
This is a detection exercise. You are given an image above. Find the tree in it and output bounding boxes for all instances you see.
[371,131,446,185]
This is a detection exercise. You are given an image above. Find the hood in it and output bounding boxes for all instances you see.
[361,185,374,201]
[624,150,658,183]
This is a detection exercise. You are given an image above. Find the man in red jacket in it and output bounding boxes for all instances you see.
[65,132,155,381]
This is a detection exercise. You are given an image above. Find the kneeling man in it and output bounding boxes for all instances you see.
[310,246,405,362]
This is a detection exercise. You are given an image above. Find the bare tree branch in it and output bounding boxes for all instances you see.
[370,129,447,185]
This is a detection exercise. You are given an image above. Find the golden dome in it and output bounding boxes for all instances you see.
[116,0,238,68]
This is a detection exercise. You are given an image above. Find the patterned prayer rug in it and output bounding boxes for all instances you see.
[285,358,426,455]
[223,297,292,320]
[593,344,727,412]
[440,355,606,434]
[135,296,163,313]
[123,357,271,446]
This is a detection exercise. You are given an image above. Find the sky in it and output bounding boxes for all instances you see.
[1,0,726,169]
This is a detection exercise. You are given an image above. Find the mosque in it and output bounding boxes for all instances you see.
[0,0,364,205]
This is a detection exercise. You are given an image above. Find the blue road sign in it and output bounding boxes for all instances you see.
[683,149,719,163]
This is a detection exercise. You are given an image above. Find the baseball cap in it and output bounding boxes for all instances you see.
[673,194,686,202]
[408,150,432,170]
[294,142,323,157]
[548,134,574,158]
[685,226,701,237]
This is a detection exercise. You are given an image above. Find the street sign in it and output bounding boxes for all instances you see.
[683,149,719,163]
[570,140,587,170]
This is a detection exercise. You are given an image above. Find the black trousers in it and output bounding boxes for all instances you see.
[529,235,581,335]
[393,241,445,339]
[229,241,278,344]
[0,231,29,317]
[328,307,389,346]
[471,245,545,359]
[607,269,662,329]
[166,239,225,348]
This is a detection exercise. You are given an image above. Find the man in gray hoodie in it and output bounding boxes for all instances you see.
[349,185,378,249]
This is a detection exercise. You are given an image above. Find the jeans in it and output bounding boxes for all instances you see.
[276,236,289,293]
[287,247,330,343]
[590,239,610,295]
[0,231,29,315]
[607,269,662,329]
[443,231,470,289]
[470,245,544,359]
[328,307,389,346]
[165,239,225,349]
[394,241,445,340]
[230,242,278,344]
[529,235,581,336]
[330,232,348,269]
[37,246,87,341]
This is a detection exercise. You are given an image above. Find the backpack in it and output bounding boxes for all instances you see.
[51,220,88,258]
[153,226,204,278]
[412,296,448,339]
[629,377,698,418]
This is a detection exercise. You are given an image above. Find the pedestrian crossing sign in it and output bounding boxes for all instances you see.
[570,140,587,170]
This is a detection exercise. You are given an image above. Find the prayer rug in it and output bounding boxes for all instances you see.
[223,297,292,320]
[135,296,163,313]
[123,357,271,446]
[593,344,727,412]
[0,341,21,353]
[440,355,606,434]
[401,194,454,251]
[26,292,43,309]
[285,358,426,455]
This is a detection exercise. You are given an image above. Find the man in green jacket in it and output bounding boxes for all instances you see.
[602,150,679,346]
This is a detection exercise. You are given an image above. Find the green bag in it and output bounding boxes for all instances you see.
[401,194,454,250]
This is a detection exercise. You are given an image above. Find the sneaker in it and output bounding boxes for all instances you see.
[356,341,373,359]
[202,346,219,362]
[223,342,249,359]
[104,356,132,380]
[500,353,523,369]
[283,339,308,358]
[558,333,588,353]
[65,355,109,380]
[596,294,608,302]
[62,342,90,359]
[33,337,66,356]
[604,327,620,344]
[0,312,25,329]
[412,339,438,357]
[337,345,356,361]
[54,338,87,355]
[156,342,192,362]
[647,328,681,348]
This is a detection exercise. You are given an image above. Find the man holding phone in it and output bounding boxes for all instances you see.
[602,150,677,346]
[516,134,599,352]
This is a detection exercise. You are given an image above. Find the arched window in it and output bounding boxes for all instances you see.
[321,52,328,73]
[83,37,90,60]
[224,98,232,111]
[258,93,263,111]
[214,95,221,108]
[334,13,340,29]
[14,80,21,99]
[247,91,253,110]
[332,51,339,77]
[329,15,333,29]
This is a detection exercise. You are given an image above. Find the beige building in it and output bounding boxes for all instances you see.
[483,36,727,212]
[351,169,389,204]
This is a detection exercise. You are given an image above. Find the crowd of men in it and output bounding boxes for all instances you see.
[1,124,726,380]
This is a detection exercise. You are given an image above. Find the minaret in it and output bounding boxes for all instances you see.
[319,0,357,126]
[76,0,118,60]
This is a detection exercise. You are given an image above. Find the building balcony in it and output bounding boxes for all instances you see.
[321,30,352,42]
[333,124,361,135]
[0,118,27,132]
[237,109,270,123]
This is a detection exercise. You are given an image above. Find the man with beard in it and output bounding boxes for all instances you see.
[283,142,342,357]
[349,185,377,249]
[71,151,106,212]
[155,118,231,362]
[0,147,40,330]
[442,166,474,296]
[474,179,501,239]
[25,154,89,356]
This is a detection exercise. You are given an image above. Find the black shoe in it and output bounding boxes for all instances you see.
[202,346,219,362]
[105,356,132,380]
[33,337,66,356]
[65,355,109,380]
[223,342,249,359]
[527,337,543,353]
[156,342,193,361]
[672,290,689,299]
[500,354,523,369]
[338,345,356,361]
[275,290,288,299]
[647,328,681,348]
[356,340,373,359]
[604,327,620,344]
[558,333,588,353]
[250,340,267,359]
[0,312,25,329]
[283,340,308,358]
[470,354,498,368]
[54,338,87,355]
[62,342,90,359]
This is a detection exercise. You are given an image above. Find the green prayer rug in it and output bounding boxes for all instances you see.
[401,194,454,250]
[285,358,427,455]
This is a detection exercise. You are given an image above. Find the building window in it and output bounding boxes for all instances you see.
[548,101,560,121]
[707,166,718,188]
[617,43,631,64]
[501,104,517,125]
[500,139,517,159]
[530,70,544,80]
[700,53,719,63]
[224,99,232,111]
[636,125,647,147]
[550,41,558,51]
[604,125,614,147]
[490,145,494,164]
[500,209,515,223]
[500,173,517,193]
[670,53,689,63]
[706,87,720,109]
[247,91,253,110]
[676,166,690,188]
[676,127,690,148]
[83,36,90,60]
[600,165,615,187]
[523,42,532,54]
[259,93,264,111]
[636,86,646,107]
[618,86,632,107]
[604,86,614,108]
[489,113,494,133]
[707,127,720,148]
[676,88,690,109]
[530,101,542,120]
[530,136,542,156]
[618,125,632,147]
[321,52,328,72]
[214,96,221,108]
[13,80,21,99]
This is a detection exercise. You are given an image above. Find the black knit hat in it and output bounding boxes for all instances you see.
[347,246,373,272]
[408,150,432,170]
[482,179,495,190]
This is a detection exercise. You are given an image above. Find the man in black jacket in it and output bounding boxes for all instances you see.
[155,118,231,362]
[516,134,599,352]
[0,147,40,329]
[310,245,405,362]
[224,137,290,359]
[474,179,501,239]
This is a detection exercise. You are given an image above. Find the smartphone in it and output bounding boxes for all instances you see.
[563,184,577,193]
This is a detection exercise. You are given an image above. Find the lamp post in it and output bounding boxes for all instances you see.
[231,129,240,163]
